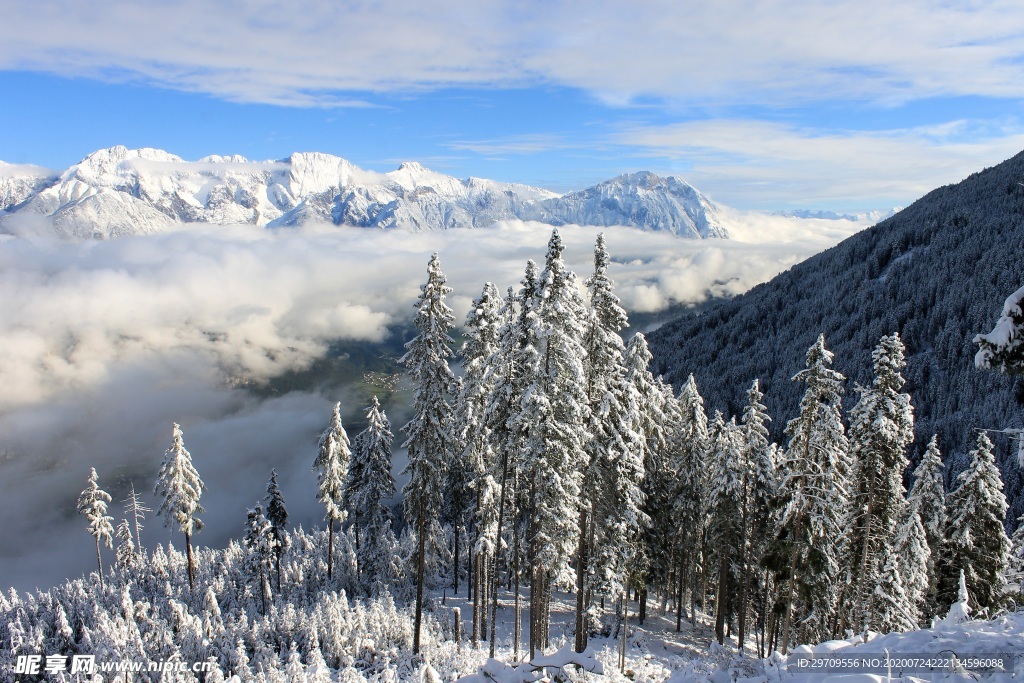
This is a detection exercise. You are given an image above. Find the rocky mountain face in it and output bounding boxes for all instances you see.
[0,146,728,239]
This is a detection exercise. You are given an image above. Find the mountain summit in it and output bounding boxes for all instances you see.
[0,147,727,239]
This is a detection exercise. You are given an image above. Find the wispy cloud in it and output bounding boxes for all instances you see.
[447,134,569,156]
[3,0,1024,107]
[612,118,1024,207]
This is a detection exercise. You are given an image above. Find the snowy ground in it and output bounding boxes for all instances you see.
[425,585,1024,683]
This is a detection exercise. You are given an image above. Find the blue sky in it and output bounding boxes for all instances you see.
[2,0,1024,210]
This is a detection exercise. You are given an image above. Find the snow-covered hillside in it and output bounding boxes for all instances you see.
[0,146,728,238]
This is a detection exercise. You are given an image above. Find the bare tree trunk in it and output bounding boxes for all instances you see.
[185,530,194,590]
[639,585,648,625]
[472,555,481,648]
[618,587,628,673]
[715,547,730,644]
[849,468,878,635]
[676,543,686,631]
[514,521,521,660]
[327,519,334,580]
[413,510,427,654]
[575,506,588,652]
[488,443,512,659]
[781,531,800,654]
[95,537,105,590]
[276,551,283,594]
[738,471,750,649]
[454,523,460,596]
[529,480,538,660]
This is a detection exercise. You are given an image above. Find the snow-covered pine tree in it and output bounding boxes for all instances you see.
[519,230,592,656]
[457,282,504,645]
[973,285,1024,471]
[78,467,115,589]
[351,395,398,594]
[894,502,931,627]
[776,334,848,650]
[644,377,684,624]
[873,551,917,633]
[1010,521,1024,604]
[737,379,777,649]
[401,252,456,654]
[313,402,351,581]
[670,374,710,630]
[708,416,744,644]
[243,504,275,615]
[839,333,914,635]
[265,470,289,593]
[484,273,536,657]
[445,375,473,596]
[115,518,137,574]
[938,432,1012,613]
[907,435,946,620]
[155,423,205,590]
[974,284,1024,376]
[579,233,630,650]
[623,333,664,625]
[596,336,651,662]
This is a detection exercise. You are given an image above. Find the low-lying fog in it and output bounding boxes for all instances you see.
[0,214,863,591]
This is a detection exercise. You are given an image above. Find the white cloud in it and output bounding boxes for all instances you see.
[2,1,1024,107]
[446,134,569,156]
[0,218,863,590]
[0,161,55,178]
[612,119,1024,207]
[0,218,866,414]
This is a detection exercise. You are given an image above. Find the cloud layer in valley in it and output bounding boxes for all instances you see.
[0,217,863,590]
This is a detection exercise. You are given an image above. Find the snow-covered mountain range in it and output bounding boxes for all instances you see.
[772,207,902,223]
[0,147,728,239]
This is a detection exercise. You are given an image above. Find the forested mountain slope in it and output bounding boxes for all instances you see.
[647,150,1024,528]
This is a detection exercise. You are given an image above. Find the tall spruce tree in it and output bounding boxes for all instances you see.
[578,233,630,651]
[776,335,848,649]
[243,504,275,615]
[938,432,1011,613]
[709,416,745,644]
[519,230,591,657]
[907,435,946,620]
[624,332,665,626]
[313,402,351,581]
[401,252,456,654]
[351,396,398,593]
[671,374,710,630]
[78,468,114,589]
[894,502,931,627]
[644,377,684,626]
[737,379,777,648]
[264,470,289,593]
[839,333,915,634]
[458,282,504,646]
[155,423,205,590]
[444,376,474,596]
[484,274,536,657]
[597,334,651,661]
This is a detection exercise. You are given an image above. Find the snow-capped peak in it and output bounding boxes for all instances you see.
[0,146,732,239]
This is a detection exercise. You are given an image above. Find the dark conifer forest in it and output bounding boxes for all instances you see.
[647,151,1024,529]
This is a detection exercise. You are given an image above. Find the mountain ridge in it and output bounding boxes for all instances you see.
[646,150,1024,528]
[0,145,728,239]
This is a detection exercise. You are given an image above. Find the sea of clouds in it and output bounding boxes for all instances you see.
[0,216,862,591]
